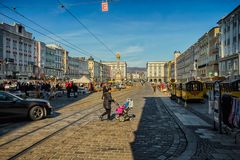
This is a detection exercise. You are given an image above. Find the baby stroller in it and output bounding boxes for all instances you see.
[115,98,135,122]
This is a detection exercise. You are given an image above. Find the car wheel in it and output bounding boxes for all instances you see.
[29,106,45,120]
[43,107,47,118]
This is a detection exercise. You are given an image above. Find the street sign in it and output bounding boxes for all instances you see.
[102,2,108,12]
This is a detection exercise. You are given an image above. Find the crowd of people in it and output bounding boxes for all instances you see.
[0,79,133,102]
[0,80,66,99]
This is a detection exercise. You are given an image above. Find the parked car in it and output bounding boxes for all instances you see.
[0,91,54,120]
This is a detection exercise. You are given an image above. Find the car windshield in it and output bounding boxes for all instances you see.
[6,92,23,101]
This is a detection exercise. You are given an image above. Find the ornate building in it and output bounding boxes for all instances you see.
[146,61,166,83]
[218,5,240,79]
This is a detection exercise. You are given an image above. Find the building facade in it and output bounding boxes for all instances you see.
[44,46,57,78]
[218,5,240,79]
[0,23,34,80]
[78,57,89,77]
[207,27,220,79]
[101,61,127,81]
[68,56,81,79]
[100,63,111,82]
[176,53,185,82]
[46,44,65,79]
[34,41,46,79]
[146,61,166,82]
[88,56,99,82]
[170,61,174,81]
[196,33,208,80]
[163,62,168,83]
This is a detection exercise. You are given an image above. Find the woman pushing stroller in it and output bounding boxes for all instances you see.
[99,87,115,121]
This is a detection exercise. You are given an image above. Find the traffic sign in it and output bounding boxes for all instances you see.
[102,2,108,12]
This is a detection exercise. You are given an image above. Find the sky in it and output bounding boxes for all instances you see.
[0,0,240,67]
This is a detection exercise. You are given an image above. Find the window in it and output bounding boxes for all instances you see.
[0,92,15,101]
[234,59,238,70]
[13,40,17,49]
[227,39,230,46]
[227,60,233,71]
[18,26,23,33]
[19,42,23,51]
[6,38,11,48]
[0,92,7,101]
[221,62,226,72]
[24,43,27,52]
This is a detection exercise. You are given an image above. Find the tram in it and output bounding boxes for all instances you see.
[220,81,231,95]
[204,81,215,97]
[221,79,240,97]
[181,80,204,101]
[230,79,240,97]
[175,83,182,98]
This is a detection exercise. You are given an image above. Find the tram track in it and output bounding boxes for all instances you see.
[0,88,135,146]
[0,88,133,135]
[0,87,140,160]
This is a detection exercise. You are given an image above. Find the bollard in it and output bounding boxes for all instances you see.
[177,98,180,104]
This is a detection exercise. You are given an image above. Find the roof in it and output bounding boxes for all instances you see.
[221,78,240,84]
[147,61,167,64]
[217,5,240,24]
[183,80,203,84]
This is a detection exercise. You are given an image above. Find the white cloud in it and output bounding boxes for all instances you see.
[122,46,144,54]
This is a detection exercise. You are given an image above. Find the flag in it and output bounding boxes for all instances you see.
[102,2,108,12]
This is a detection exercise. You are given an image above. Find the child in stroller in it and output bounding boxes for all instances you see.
[115,98,135,122]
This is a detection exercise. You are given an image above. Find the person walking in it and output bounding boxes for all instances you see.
[152,83,157,94]
[100,88,115,121]
[66,81,71,98]
[73,84,78,98]
[102,85,108,99]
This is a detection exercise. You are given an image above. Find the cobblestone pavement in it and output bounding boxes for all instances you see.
[0,83,188,160]
[159,93,240,160]
[0,87,137,160]
[0,92,96,136]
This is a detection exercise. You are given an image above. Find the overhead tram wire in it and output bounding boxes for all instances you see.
[0,12,103,60]
[57,0,116,57]
[0,2,102,61]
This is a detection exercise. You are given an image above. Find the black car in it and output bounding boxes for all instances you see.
[0,91,54,120]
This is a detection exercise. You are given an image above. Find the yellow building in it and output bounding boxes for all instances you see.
[207,27,220,80]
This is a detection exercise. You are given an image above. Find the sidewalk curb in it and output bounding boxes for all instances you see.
[158,96,197,160]
[175,100,215,126]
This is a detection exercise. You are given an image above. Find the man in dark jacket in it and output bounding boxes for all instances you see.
[100,88,114,120]
[102,85,108,99]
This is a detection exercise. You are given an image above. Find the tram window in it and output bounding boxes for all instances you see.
[187,83,202,91]
[238,82,240,91]
[193,84,198,91]
[176,84,182,89]
[231,82,237,91]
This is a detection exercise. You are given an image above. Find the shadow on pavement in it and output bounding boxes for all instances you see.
[0,93,91,136]
[131,97,170,160]
[130,96,187,160]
